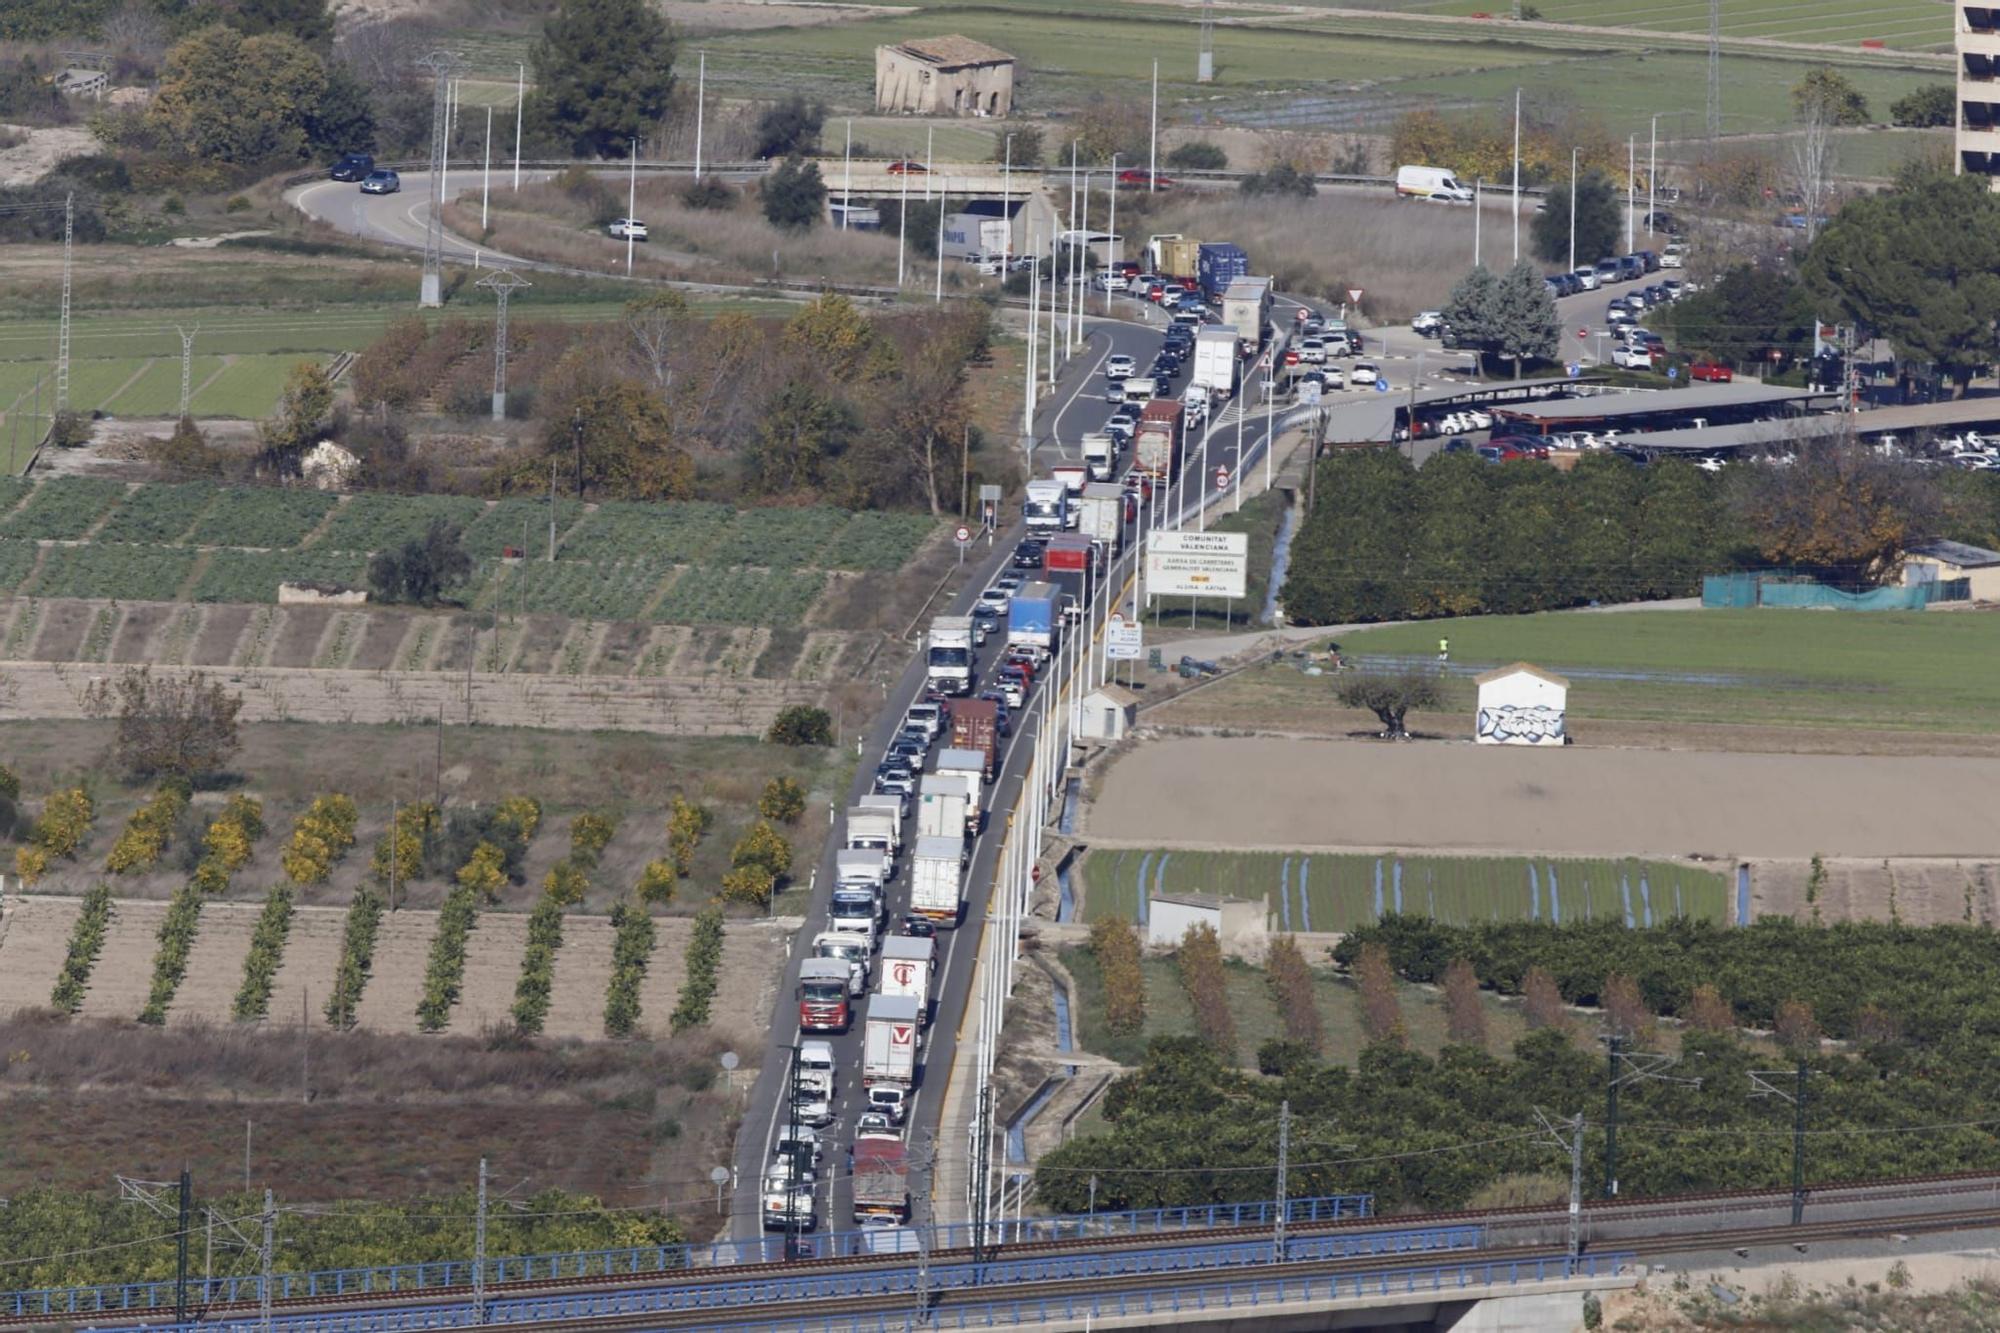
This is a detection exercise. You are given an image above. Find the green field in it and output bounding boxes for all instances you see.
[1408,0,1948,52]
[0,479,940,621]
[1079,848,1727,929]
[1335,609,2000,733]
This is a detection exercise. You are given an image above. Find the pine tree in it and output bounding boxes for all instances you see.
[530,0,677,158]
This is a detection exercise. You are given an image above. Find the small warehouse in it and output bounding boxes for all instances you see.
[1901,539,2000,602]
[874,37,1016,118]
[1473,662,1570,746]
[1078,684,1139,744]
[1146,891,1265,951]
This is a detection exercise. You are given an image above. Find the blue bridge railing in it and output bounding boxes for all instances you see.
[3,1193,1373,1319]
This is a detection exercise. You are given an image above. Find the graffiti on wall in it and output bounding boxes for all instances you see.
[1476,704,1566,745]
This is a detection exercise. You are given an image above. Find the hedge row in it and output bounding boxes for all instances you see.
[281,794,359,886]
[669,905,725,1034]
[231,884,296,1021]
[137,883,203,1026]
[509,892,565,1034]
[17,787,95,886]
[105,786,189,875]
[415,884,480,1033]
[49,884,114,1014]
[603,901,655,1038]
[323,888,384,1030]
[1090,917,1145,1037]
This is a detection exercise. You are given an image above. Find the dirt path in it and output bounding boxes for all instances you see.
[543,915,616,1040]
[351,909,436,1034]
[451,912,529,1035]
[167,902,261,1025]
[78,901,168,1021]
[715,921,792,1043]
[262,904,351,1030]
[1086,735,2000,860]
[0,895,81,1014]
[635,919,699,1036]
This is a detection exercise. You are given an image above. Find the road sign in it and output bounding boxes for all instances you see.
[1298,379,1322,406]
[1104,615,1143,661]
[1374,378,1389,392]
[1347,288,1364,305]
[1667,366,1678,381]
[954,525,971,546]
[1147,530,1249,598]
[1567,362,1581,380]
[1215,465,1231,490]
[1576,327,1589,340]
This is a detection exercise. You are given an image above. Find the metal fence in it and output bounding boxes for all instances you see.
[1703,571,1969,610]
[3,1194,1372,1318]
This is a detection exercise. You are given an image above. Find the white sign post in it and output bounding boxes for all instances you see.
[1104,613,1143,662]
[1149,530,1248,628]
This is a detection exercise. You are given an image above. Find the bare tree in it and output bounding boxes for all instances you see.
[84,667,244,783]
[1685,983,1735,1033]
[1522,965,1570,1034]
[623,291,688,395]
[1353,941,1405,1047]
[1442,957,1487,1048]
[1788,100,1836,246]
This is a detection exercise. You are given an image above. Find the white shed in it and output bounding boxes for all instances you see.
[1473,662,1570,746]
[1146,891,1266,951]
[1078,684,1140,744]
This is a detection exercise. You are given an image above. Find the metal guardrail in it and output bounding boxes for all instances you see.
[114,1250,1629,1333]
[3,1195,1372,1318]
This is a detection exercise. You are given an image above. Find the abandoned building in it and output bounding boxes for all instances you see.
[874,36,1017,117]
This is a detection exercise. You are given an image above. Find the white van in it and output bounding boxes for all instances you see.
[1119,376,1158,405]
[1395,164,1473,204]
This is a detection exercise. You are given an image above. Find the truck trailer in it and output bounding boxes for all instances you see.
[920,770,978,837]
[1075,482,1127,550]
[879,932,937,1003]
[1082,433,1116,482]
[1197,242,1249,299]
[1192,327,1240,401]
[1134,399,1186,480]
[851,1134,911,1222]
[1006,581,1057,650]
[862,993,923,1087]
[908,836,963,928]
[947,698,1000,777]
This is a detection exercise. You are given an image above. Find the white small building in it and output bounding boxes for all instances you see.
[1078,684,1139,744]
[1473,662,1569,746]
[1147,891,1266,951]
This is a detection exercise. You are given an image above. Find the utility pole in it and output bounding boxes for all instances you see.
[1534,1109,1586,1260]
[1198,0,1214,81]
[1567,146,1578,276]
[1751,1064,1813,1226]
[477,269,529,422]
[175,1167,191,1327]
[1106,153,1118,314]
[1149,59,1159,192]
[1512,88,1521,263]
[299,985,309,1103]
[1626,134,1635,254]
[971,1081,993,1263]
[1272,1099,1291,1263]
[512,64,523,190]
[1706,0,1722,140]
[481,104,493,230]
[626,137,637,274]
[417,52,461,308]
[693,50,706,179]
[473,1157,488,1324]
[258,1189,274,1333]
[1604,1036,1701,1198]
[934,178,945,302]
[56,193,72,416]
[175,324,198,420]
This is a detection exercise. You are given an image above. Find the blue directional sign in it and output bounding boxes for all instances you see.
[1566,362,1581,380]
[1373,378,1389,393]
[1667,366,1679,381]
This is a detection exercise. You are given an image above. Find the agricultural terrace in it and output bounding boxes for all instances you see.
[0,478,939,624]
[1407,0,1950,53]
[1079,848,1728,930]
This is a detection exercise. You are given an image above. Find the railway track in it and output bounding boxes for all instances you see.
[38,1170,2000,1332]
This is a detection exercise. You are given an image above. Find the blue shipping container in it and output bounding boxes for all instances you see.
[1008,582,1057,645]
[1198,243,1249,299]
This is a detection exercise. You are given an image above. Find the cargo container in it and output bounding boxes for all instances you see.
[1050,463,1087,496]
[852,1135,910,1222]
[921,770,977,837]
[908,837,963,928]
[1042,532,1094,575]
[880,932,938,1001]
[863,993,923,1086]
[1197,242,1249,299]
[925,615,974,695]
[1006,581,1056,649]
[1076,482,1126,549]
[796,956,852,1031]
[1222,277,1273,349]
[845,805,899,876]
[1134,399,1186,480]
[933,752,985,834]
[836,849,886,891]
[947,699,1000,777]
[1146,233,1202,282]
[1192,326,1240,400]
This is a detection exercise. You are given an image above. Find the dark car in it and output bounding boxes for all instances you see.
[1642,211,1678,234]
[1442,436,1473,454]
[1012,539,1046,569]
[330,152,374,182]
[900,915,938,938]
[359,168,401,195]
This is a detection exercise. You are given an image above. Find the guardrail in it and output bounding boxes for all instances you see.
[2,1194,1372,1319]
[114,1250,1629,1333]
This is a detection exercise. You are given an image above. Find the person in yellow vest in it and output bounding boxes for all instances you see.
[1437,637,1449,665]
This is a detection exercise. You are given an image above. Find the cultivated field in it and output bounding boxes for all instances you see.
[1407,0,1950,52]
[1079,847,1728,928]
[1085,735,2000,860]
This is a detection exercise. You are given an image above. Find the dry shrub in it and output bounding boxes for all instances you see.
[1522,965,1570,1035]
[1854,1003,1903,1047]
[1089,916,1145,1037]
[1601,972,1655,1045]
[1686,983,1734,1033]
[1178,922,1236,1059]
[1264,934,1323,1056]
[1775,998,1822,1054]
[1442,956,1487,1048]
[1353,940,1404,1048]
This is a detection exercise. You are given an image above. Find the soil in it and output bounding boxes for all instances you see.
[0,125,95,188]
[1084,734,2000,861]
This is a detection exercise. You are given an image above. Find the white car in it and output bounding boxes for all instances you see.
[1298,339,1326,364]
[1159,287,1184,309]
[1571,268,1600,291]
[976,586,1011,615]
[1350,363,1379,385]
[1323,365,1346,389]
[1412,310,1443,334]
[1105,355,1136,379]
[867,1084,908,1125]
[1181,390,1209,427]
[1611,343,1658,370]
[606,217,648,241]
[1660,246,1686,269]
[1097,271,1130,292]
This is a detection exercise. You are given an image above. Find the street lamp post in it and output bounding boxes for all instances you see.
[1105,153,1118,314]
[1002,132,1013,269]
[841,118,852,229]
[1568,147,1579,276]
[626,136,637,275]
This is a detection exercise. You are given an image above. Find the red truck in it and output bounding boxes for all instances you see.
[949,698,1000,778]
[1042,533,1094,574]
[1134,399,1186,480]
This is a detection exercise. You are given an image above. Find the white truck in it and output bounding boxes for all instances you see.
[829,885,881,941]
[1221,278,1272,350]
[1081,433,1116,482]
[925,615,975,695]
[933,750,985,834]
[909,835,964,927]
[879,933,937,1006]
[862,993,923,1087]
[1076,482,1126,550]
[836,848,886,892]
[1192,326,1240,401]
[919,772,974,839]
[812,930,872,996]
[846,802,901,877]
[1023,478,1069,533]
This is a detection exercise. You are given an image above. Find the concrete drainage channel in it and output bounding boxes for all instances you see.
[1002,777,1087,1203]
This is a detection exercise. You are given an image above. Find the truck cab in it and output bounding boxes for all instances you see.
[796,956,854,1030]
[813,931,873,996]
[1023,479,1069,533]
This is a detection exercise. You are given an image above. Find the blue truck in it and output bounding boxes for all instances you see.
[1006,580,1056,650]
[1198,243,1249,301]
